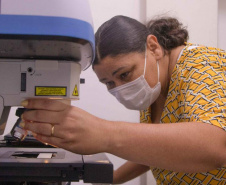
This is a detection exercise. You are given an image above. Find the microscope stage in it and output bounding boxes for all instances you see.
[0,147,113,183]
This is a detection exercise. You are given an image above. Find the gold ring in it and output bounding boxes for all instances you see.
[51,125,55,137]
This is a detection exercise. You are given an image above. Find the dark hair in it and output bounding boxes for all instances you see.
[93,15,188,67]
[147,17,188,51]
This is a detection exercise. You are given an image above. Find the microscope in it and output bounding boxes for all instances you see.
[0,0,113,184]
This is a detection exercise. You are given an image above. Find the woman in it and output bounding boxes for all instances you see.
[21,16,226,184]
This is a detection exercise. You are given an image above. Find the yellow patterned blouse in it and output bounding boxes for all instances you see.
[140,43,226,185]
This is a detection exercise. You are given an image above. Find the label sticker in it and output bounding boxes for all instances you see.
[72,85,79,96]
[35,87,67,96]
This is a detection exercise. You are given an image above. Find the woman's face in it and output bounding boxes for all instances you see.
[93,51,159,90]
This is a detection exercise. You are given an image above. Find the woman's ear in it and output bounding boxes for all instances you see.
[146,35,163,60]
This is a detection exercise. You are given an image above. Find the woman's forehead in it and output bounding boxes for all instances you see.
[93,56,125,79]
[95,52,144,69]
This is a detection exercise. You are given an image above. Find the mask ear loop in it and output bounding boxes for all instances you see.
[144,45,159,83]
[157,61,160,82]
[143,45,147,76]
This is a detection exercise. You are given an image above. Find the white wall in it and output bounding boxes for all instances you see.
[146,0,218,47]
[218,0,226,50]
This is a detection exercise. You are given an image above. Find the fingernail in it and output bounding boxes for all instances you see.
[32,132,37,137]
[21,114,24,121]
[20,122,25,128]
[21,100,28,107]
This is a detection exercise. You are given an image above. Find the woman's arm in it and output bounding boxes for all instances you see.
[113,161,150,184]
[22,99,226,173]
[107,121,226,173]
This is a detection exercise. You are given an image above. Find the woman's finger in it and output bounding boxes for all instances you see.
[23,122,64,139]
[34,134,65,148]
[22,109,64,124]
[21,99,70,111]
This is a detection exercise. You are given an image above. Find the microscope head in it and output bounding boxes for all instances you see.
[0,0,95,135]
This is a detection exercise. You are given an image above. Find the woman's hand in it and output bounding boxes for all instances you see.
[21,99,111,155]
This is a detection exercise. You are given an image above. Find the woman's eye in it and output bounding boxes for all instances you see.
[120,72,130,79]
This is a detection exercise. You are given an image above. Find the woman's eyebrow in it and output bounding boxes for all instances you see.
[112,67,126,76]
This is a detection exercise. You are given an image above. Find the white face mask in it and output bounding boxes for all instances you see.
[109,49,161,110]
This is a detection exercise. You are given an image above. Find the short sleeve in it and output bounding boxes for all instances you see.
[182,63,226,131]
